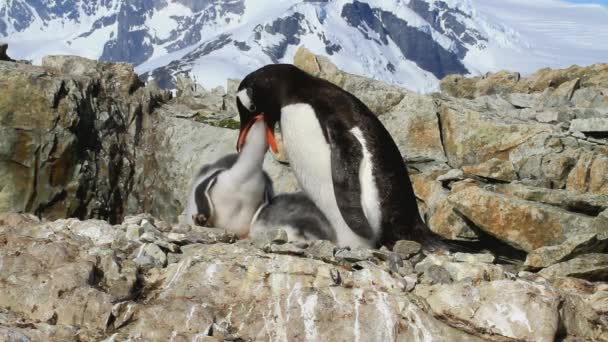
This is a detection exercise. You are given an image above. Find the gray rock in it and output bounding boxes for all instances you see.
[307,240,337,261]
[570,118,608,133]
[125,224,143,240]
[335,247,374,262]
[266,242,308,256]
[525,233,608,268]
[134,243,167,268]
[392,240,422,258]
[436,169,465,182]
[251,228,288,248]
[418,279,560,341]
[420,265,453,285]
[454,252,495,264]
[539,253,608,281]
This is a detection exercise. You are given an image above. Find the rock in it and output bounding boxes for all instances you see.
[462,158,518,182]
[525,233,608,268]
[449,185,596,251]
[553,277,608,341]
[0,212,40,227]
[571,87,608,108]
[489,182,608,215]
[418,279,560,341]
[0,55,169,223]
[506,93,542,108]
[441,63,608,98]
[436,169,464,182]
[251,228,288,248]
[438,100,554,168]
[454,252,495,264]
[567,153,608,194]
[379,92,447,162]
[293,46,406,115]
[335,247,374,262]
[539,253,608,281]
[543,78,580,107]
[535,110,574,123]
[392,240,421,258]
[266,242,309,256]
[126,224,143,240]
[307,240,337,261]
[411,174,479,240]
[420,265,453,285]
[134,243,167,268]
[0,42,13,61]
[570,118,608,133]
[415,254,506,282]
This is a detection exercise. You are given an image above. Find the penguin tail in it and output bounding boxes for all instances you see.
[411,221,526,265]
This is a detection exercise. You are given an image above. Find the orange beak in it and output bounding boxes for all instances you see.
[237,113,279,154]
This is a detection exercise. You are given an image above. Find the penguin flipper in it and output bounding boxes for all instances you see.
[191,169,224,227]
[326,120,376,241]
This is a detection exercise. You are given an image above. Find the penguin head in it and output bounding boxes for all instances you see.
[236,64,300,153]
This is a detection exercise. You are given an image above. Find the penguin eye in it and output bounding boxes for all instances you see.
[237,87,256,112]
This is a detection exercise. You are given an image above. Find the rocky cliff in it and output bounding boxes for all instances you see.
[0,46,607,341]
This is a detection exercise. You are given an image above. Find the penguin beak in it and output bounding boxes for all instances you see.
[237,113,279,154]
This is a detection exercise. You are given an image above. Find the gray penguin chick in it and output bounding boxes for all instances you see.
[185,120,273,238]
[251,192,337,243]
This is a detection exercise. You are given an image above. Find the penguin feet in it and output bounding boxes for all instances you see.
[192,213,209,227]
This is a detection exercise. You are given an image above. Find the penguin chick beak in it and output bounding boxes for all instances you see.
[237,113,279,154]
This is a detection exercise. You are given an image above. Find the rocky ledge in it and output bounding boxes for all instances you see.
[0,45,607,341]
[1,212,607,341]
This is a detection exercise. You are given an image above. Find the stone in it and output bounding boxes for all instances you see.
[293,46,406,115]
[411,174,479,240]
[454,252,495,264]
[462,158,518,182]
[571,87,608,108]
[420,265,453,285]
[126,224,143,240]
[449,185,596,251]
[379,92,447,162]
[506,93,542,108]
[525,233,608,268]
[490,182,608,215]
[542,78,580,108]
[134,243,167,268]
[570,118,608,133]
[436,168,465,182]
[418,279,560,341]
[539,253,608,281]
[307,240,337,261]
[335,247,374,262]
[265,242,308,256]
[415,254,506,282]
[251,228,288,248]
[553,277,608,341]
[439,100,554,168]
[535,110,574,123]
[392,240,421,258]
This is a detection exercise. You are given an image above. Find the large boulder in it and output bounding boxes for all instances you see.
[0,57,169,223]
[0,213,604,341]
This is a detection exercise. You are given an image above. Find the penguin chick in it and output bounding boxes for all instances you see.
[185,119,273,238]
[250,192,336,243]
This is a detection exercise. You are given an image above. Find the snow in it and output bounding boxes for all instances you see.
[1,0,607,92]
[467,0,608,74]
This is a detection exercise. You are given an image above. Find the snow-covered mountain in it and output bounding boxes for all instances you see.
[1,0,607,92]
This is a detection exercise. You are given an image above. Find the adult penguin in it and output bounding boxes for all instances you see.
[235,64,462,251]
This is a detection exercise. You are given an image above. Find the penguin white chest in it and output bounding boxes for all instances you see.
[280,103,373,248]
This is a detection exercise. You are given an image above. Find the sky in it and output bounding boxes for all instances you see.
[567,0,608,3]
